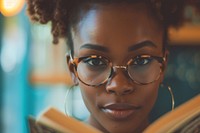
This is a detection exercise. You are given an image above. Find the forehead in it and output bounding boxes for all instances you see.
[72,2,164,56]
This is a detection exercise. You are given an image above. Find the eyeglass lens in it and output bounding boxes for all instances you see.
[76,56,162,86]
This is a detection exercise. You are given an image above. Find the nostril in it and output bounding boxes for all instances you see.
[123,88,134,95]
[107,90,115,94]
[106,87,134,95]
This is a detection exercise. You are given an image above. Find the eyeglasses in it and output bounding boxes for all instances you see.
[70,54,166,87]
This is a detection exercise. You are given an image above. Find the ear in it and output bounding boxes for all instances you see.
[66,54,79,85]
[160,50,169,83]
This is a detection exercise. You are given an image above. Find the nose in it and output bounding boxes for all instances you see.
[106,70,135,96]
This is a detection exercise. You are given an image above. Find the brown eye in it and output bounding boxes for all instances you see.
[83,58,107,66]
[132,57,153,66]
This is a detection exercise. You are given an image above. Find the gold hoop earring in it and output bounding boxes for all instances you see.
[161,84,175,111]
[64,85,75,116]
[167,85,175,111]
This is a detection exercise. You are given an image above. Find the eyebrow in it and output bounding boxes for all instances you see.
[80,44,109,52]
[80,41,157,53]
[128,40,157,52]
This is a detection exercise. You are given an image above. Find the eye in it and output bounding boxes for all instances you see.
[83,57,107,66]
[133,57,152,66]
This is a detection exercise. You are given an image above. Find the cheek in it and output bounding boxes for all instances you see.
[138,82,160,113]
[79,83,100,113]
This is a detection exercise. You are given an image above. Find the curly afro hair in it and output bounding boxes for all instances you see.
[26,0,200,52]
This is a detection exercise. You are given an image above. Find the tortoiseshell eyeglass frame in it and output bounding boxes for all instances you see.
[70,53,166,87]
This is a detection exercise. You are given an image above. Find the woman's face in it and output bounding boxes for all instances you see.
[70,2,166,133]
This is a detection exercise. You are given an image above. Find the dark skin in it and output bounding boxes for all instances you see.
[68,2,168,133]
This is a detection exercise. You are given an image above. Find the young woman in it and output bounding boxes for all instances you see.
[27,0,199,133]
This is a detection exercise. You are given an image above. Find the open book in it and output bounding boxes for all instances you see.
[28,94,200,133]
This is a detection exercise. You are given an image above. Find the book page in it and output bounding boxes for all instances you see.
[144,95,200,133]
[37,107,102,133]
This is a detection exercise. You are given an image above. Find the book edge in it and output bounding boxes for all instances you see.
[37,107,102,133]
[144,95,200,133]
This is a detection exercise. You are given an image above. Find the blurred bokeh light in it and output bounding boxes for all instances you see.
[0,0,25,17]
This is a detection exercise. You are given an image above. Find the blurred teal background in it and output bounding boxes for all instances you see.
[0,4,200,133]
[0,6,90,133]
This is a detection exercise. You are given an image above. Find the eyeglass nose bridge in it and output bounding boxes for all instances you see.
[112,65,129,77]
[112,65,128,74]
[113,65,127,69]
[108,65,131,84]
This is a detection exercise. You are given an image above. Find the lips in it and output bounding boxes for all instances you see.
[101,103,141,120]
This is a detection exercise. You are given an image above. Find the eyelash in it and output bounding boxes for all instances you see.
[132,57,152,65]
[83,58,107,66]
[82,55,153,66]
